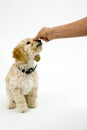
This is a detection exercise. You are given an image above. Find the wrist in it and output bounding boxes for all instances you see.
[47,27,56,41]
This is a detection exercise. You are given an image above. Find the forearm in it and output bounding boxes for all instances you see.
[48,17,87,40]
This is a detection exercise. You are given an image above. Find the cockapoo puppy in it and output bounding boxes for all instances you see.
[6,38,42,112]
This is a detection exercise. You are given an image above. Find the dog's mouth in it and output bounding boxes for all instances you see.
[36,40,42,48]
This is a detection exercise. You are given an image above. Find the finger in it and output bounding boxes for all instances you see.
[41,37,49,42]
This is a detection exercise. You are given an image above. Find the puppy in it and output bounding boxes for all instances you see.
[6,38,42,112]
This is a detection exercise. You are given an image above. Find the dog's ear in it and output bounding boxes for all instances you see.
[13,45,27,62]
[34,54,40,62]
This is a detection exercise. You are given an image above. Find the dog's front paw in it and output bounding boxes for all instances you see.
[18,104,28,113]
[8,102,16,109]
[28,102,37,108]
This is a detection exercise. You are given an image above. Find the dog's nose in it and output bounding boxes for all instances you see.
[36,39,42,43]
[36,40,42,48]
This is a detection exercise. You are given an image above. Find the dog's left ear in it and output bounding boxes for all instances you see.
[34,54,40,62]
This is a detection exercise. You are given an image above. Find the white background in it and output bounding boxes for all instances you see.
[0,0,87,130]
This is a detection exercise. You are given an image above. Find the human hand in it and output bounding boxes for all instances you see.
[33,27,50,42]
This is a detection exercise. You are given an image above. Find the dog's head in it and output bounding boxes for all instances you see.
[13,38,42,63]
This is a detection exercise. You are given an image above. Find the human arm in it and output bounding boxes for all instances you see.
[33,17,87,41]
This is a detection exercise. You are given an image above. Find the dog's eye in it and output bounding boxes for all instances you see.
[26,41,30,45]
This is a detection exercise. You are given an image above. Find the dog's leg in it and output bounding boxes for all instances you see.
[6,87,16,109]
[11,88,28,112]
[27,87,38,108]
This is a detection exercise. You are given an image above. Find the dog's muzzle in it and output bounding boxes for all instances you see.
[36,40,42,48]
